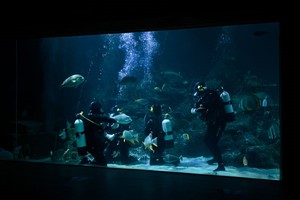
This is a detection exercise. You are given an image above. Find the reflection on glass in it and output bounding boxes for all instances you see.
[3,22,280,181]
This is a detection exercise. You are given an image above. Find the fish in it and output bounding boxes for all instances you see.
[161,71,183,79]
[163,154,183,166]
[243,155,248,166]
[143,133,157,152]
[181,133,190,140]
[153,86,162,92]
[119,75,138,85]
[60,74,85,88]
[134,98,149,106]
[119,130,139,144]
[111,113,133,125]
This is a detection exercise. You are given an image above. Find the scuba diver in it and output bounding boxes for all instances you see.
[144,103,166,165]
[105,107,138,165]
[191,82,227,171]
[76,100,116,167]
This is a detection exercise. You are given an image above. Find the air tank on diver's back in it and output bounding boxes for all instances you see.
[162,114,174,148]
[219,87,235,122]
[74,118,87,156]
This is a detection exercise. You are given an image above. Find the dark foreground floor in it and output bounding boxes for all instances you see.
[0,160,282,200]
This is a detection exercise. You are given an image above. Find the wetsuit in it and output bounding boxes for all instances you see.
[82,112,116,166]
[144,111,166,165]
[105,123,136,164]
[193,89,227,171]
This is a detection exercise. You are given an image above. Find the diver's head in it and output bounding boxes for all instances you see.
[216,85,224,94]
[111,105,122,114]
[164,113,170,119]
[89,100,103,114]
[193,81,207,96]
[150,103,162,116]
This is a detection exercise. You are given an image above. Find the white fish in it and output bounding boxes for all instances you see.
[142,133,157,152]
[111,113,132,125]
[119,130,139,144]
[60,74,85,88]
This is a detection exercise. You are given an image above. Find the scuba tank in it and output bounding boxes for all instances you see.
[74,118,87,156]
[262,96,268,108]
[219,87,235,122]
[162,114,174,148]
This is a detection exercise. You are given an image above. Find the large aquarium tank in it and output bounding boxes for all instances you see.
[2,21,280,181]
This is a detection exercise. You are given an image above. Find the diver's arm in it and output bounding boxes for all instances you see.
[102,116,117,124]
[191,102,206,114]
[88,113,117,124]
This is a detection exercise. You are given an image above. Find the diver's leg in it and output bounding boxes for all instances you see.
[204,125,218,165]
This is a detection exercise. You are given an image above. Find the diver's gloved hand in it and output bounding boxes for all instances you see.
[75,113,81,119]
[191,108,197,114]
[105,133,115,141]
[75,111,84,119]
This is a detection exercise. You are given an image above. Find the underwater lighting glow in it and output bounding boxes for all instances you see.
[118,32,159,83]
[118,33,139,80]
[139,32,159,87]
[116,32,159,98]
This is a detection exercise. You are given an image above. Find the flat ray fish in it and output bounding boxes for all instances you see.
[60,74,85,88]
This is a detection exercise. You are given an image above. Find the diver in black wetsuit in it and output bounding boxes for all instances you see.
[105,118,137,165]
[191,82,227,171]
[144,103,166,165]
[78,100,116,166]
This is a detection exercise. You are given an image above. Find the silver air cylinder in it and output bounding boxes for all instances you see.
[220,90,235,122]
[74,119,87,156]
[162,118,174,148]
